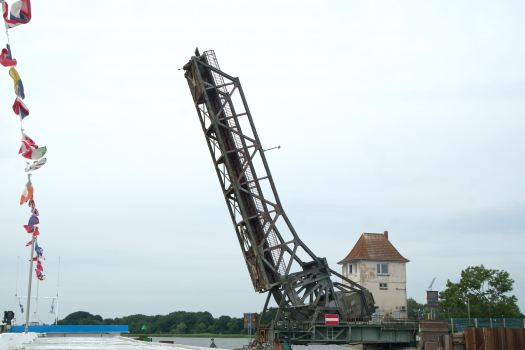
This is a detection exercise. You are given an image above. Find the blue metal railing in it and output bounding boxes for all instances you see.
[447,318,525,332]
[9,325,129,333]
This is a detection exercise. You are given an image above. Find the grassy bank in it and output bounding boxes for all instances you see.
[123,333,249,338]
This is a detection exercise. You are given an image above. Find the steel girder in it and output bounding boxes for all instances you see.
[183,50,375,324]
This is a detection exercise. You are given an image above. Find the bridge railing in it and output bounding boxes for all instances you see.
[343,315,419,328]
[272,316,419,331]
[447,318,525,332]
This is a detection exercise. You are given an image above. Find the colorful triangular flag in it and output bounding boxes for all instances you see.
[25,158,46,172]
[20,174,33,205]
[19,133,36,154]
[28,213,38,226]
[22,146,46,160]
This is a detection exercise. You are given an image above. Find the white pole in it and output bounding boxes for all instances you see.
[35,279,39,315]
[25,236,35,333]
[16,256,19,297]
[56,257,60,325]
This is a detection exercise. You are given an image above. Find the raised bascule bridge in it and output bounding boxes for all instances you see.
[183,49,420,348]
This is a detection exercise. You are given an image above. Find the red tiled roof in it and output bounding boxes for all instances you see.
[338,233,409,263]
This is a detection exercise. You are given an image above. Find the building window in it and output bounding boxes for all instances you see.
[379,283,388,289]
[347,264,353,275]
[377,263,388,275]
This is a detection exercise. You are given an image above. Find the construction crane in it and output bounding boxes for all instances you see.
[183,49,376,345]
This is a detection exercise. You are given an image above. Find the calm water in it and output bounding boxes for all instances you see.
[151,337,353,350]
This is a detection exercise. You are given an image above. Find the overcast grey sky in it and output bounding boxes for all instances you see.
[1,0,524,322]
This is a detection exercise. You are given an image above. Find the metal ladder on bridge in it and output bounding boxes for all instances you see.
[204,50,285,275]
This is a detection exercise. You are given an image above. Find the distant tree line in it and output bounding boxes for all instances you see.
[58,310,278,334]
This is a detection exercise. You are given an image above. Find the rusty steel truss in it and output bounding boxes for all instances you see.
[183,49,376,330]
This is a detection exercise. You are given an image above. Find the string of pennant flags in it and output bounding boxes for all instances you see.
[1,0,48,285]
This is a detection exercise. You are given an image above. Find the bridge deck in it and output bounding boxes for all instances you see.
[267,321,419,345]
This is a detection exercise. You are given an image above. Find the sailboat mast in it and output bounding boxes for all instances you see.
[25,236,35,334]
[55,257,60,325]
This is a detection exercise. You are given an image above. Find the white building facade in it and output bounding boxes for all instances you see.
[338,231,409,319]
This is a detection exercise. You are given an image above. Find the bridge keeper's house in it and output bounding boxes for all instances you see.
[338,231,409,319]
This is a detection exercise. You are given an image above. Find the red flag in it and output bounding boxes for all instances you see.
[23,224,35,233]
[0,45,16,67]
[13,97,29,118]
[19,132,37,154]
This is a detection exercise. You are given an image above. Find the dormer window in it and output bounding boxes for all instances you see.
[377,263,388,275]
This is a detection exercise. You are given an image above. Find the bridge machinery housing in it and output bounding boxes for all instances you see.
[183,49,417,347]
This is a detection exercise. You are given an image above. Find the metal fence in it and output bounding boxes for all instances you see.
[447,318,525,332]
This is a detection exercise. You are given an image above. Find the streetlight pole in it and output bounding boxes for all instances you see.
[468,298,470,322]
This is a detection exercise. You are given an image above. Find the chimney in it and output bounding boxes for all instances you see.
[384,231,388,239]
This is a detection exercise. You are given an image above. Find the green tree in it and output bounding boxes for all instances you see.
[439,265,521,318]
[193,322,207,334]
[214,316,231,334]
[407,297,446,320]
[102,318,115,325]
[227,317,240,334]
[407,297,427,319]
[78,318,101,325]
[58,311,103,325]
[173,322,187,334]
[195,312,215,329]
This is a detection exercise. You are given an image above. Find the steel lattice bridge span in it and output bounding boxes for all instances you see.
[183,49,420,348]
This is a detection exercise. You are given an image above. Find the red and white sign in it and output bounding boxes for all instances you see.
[325,314,339,325]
